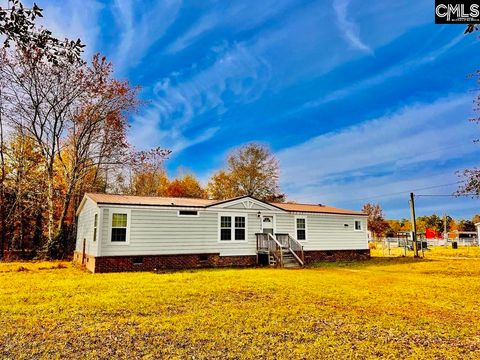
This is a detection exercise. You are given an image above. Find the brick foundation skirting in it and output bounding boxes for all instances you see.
[303,249,370,264]
[74,251,257,273]
[73,249,370,273]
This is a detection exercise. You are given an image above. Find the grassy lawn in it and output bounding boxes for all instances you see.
[1,248,480,359]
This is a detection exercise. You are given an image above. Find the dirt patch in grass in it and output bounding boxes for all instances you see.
[0,261,70,273]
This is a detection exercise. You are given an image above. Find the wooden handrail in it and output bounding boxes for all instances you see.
[287,234,304,266]
[274,233,304,266]
[256,233,283,267]
[268,233,284,248]
[268,233,283,267]
[256,233,304,267]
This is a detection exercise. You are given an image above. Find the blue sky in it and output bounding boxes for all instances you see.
[35,0,480,219]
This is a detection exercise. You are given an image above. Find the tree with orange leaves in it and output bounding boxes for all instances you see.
[55,55,140,246]
[207,170,235,200]
[207,143,285,202]
[1,49,141,258]
[166,174,206,198]
[3,130,45,255]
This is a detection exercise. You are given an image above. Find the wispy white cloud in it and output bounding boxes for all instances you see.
[164,0,294,54]
[112,0,182,73]
[333,0,372,53]
[130,102,220,154]
[40,0,104,60]
[278,94,479,217]
[300,33,467,110]
[129,42,271,154]
[165,14,219,54]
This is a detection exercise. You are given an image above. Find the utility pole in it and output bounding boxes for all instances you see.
[443,212,447,240]
[409,192,419,258]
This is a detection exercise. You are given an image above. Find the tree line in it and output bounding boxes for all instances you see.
[0,2,285,260]
[362,203,479,239]
[0,50,143,258]
[1,0,89,259]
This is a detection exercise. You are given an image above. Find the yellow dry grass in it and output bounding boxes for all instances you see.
[1,247,480,359]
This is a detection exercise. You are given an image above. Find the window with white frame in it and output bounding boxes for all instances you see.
[220,215,246,241]
[220,216,232,241]
[93,214,98,242]
[234,216,246,240]
[354,220,362,231]
[111,213,128,242]
[296,217,306,240]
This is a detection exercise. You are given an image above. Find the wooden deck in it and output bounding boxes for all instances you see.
[256,233,304,268]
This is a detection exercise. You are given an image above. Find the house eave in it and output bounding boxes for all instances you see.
[283,210,367,216]
[206,195,288,212]
[96,202,207,209]
[75,195,89,216]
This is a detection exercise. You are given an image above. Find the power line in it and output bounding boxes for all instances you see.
[415,194,478,197]
[349,181,464,202]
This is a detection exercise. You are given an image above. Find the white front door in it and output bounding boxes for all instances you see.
[262,216,274,235]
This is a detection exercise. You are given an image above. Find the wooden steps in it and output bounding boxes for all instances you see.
[256,233,304,269]
[281,249,301,268]
[268,249,301,268]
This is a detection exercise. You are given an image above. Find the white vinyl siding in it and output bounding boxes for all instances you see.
[88,198,368,257]
[276,213,295,235]
[275,213,368,251]
[99,208,261,257]
[75,198,100,256]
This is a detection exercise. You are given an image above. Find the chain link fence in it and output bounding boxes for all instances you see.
[370,235,479,256]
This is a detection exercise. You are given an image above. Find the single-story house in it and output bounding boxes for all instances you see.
[73,193,369,273]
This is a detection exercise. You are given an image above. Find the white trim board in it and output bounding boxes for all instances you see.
[294,215,308,242]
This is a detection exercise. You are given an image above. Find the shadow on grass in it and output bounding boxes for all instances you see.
[153,266,266,275]
[308,256,435,269]
[151,258,435,274]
